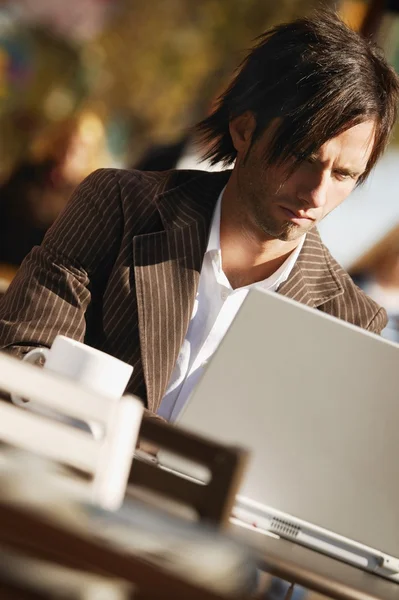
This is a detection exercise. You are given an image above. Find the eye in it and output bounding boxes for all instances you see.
[333,170,353,181]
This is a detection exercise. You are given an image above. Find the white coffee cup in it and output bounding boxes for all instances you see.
[11,335,134,437]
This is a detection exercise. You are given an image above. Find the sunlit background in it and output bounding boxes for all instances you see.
[0,0,399,336]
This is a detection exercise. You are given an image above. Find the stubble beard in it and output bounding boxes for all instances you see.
[243,183,312,242]
[238,154,305,243]
[251,198,300,241]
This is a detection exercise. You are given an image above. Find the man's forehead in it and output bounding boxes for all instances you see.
[320,120,376,165]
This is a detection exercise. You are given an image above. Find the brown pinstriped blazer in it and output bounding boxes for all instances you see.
[0,168,387,416]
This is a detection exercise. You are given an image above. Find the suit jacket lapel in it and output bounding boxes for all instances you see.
[278,228,344,307]
[134,170,231,413]
[135,171,344,412]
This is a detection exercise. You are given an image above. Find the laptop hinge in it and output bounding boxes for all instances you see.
[374,556,399,575]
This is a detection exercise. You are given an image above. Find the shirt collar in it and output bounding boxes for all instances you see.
[206,186,224,253]
[264,235,305,290]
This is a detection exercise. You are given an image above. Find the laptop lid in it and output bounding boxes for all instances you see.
[173,289,399,557]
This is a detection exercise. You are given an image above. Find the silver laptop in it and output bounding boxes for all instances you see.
[159,288,399,581]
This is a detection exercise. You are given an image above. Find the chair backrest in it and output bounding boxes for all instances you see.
[0,352,143,511]
[129,418,249,528]
[0,496,254,600]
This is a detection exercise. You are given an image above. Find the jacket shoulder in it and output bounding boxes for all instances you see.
[88,167,170,197]
[322,247,387,333]
[108,167,207,195]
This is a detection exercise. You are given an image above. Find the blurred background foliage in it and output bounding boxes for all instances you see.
[1,0,399,322]
[0,0,338,181]
[93,0,325,147]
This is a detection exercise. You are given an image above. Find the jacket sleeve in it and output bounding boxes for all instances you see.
[367,306,388,335]
[0,169,123,357]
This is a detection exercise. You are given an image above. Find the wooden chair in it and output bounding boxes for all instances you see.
[129,418,249,528]
[0,351,143,511]
[0,579,54,600]
[0,497,255,600]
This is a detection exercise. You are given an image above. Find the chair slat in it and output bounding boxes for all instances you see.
[0,402,97,472]
[0,353,112,422]
[0,352,144,510]
[130,419,249,528]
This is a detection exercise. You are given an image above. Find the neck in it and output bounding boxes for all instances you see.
[220,178,302,289]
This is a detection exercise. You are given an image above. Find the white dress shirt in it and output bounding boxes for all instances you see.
[157,188,305,422]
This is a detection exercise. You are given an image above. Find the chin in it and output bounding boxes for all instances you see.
[278,231,302,242]
[258,221,297,241]
[281,223,315,241]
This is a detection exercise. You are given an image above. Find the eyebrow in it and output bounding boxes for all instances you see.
[308,153,363,179]
[334,166,362,178]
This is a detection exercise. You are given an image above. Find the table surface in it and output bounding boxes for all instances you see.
[2,442,399,600]
[125,475,399,600]
[230,522,399,600]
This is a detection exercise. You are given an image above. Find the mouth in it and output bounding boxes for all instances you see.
[279,205,316,225]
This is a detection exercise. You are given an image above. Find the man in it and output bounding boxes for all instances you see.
[0,11,398,422]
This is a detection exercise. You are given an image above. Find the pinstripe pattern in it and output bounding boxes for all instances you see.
[0,168,387,415]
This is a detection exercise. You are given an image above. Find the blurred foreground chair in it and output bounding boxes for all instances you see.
[130,418,249,529]
[0,464,258,600]
[0,349,249,526]
[0,352,257,599]
[0,351,143,510]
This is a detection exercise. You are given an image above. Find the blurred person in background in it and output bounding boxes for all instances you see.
[133,131,225,173]
[0,120,77,266]
[134,133,191,172]
[0,112,108,266]
[350,224,399,342]
[0,11,398,423]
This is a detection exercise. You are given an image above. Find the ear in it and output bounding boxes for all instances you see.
[229,111,256,155]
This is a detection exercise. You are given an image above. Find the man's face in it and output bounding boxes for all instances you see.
[233,117,376,242]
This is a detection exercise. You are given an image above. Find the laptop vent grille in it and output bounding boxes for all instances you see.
[270,517,300,538]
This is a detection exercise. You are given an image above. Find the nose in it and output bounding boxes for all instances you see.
[297,170,329,209]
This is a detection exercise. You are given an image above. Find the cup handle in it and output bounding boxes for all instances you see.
[11,347,49,407]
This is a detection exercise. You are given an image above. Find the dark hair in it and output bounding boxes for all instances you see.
[196,10,399,182]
